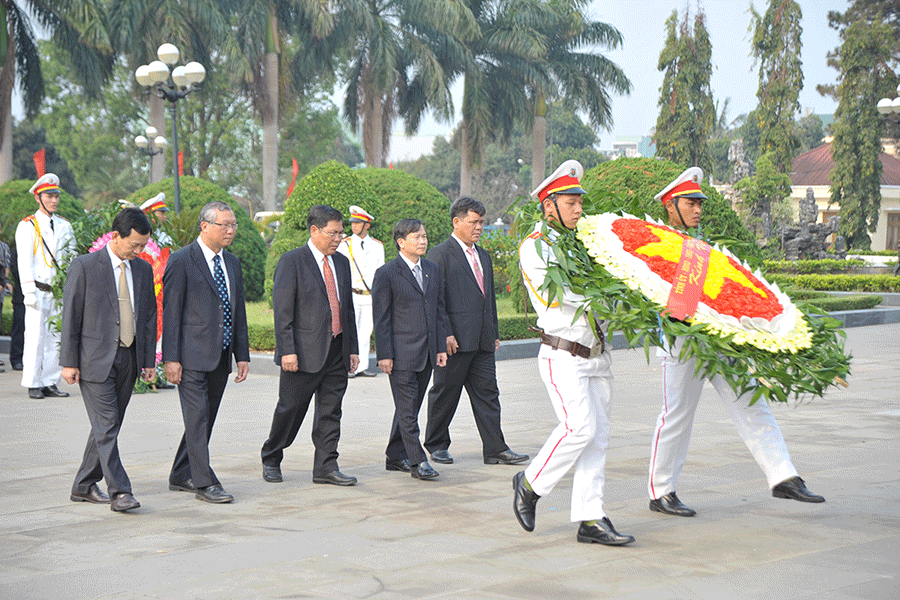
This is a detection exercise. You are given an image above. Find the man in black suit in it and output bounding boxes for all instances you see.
[372,219,448,480]
[60,207,157,512]
[163,201,250,504]
[261,204,360,486]
[424,197,528,467]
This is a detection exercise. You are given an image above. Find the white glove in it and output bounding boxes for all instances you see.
[24,292,38,309]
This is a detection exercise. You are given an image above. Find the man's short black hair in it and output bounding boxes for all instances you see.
[112,207,152,238]
[307,204,343,230]
[450,196,485,221]
[392,218,424,250]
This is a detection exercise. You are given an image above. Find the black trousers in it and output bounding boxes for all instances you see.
[170,349,231,489]
[425,348,508,457]
[72,344,137,497]
[385,358,433,465]
[261,334,347,477]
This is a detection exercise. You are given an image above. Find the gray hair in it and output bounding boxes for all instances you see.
[199,201,234,228]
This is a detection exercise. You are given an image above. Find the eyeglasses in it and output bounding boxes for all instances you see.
[210,222,238,231]
[319,229,344,239]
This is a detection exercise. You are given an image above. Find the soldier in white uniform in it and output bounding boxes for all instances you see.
[647,167,824,518]
[141,193,175,247]
[512,160,634,546]
[16,174,75,399]
[336,205,384,377]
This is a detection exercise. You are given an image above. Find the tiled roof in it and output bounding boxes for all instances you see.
[791,143,900,186]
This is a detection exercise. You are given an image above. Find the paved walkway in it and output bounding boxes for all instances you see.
[1,324,897,600]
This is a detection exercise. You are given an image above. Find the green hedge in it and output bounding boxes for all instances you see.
[770,274,900,292]
[283,161,381,232]
[0,179,84,245]
[764,259,866,274]
[498,314,539,341]
[806,295,883,311]
[127,177,267,301]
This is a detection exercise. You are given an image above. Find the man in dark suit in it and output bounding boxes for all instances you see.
[261,204,360,486]
[373,218,448,480]
[424,197,528,467]
[163,201,250,504]
[61,207,157,512]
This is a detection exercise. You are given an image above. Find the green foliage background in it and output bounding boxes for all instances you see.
[0,180,84,245]
[127,177,267,301]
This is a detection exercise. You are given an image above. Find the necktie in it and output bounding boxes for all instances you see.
[413,263,424,291]
[118,263,134,347]
[213,255,232,349]
[49,218,54,232]
[360,239,365,250]
[467,247,484,295]
[323,257,341,336]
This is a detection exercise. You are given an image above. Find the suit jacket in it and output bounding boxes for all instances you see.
[372,255,447,372]
[60,249,157,382]
[272,244,357,373]
[162,240,250,372]
[427,237,498,353]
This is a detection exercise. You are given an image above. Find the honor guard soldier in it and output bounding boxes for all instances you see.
[337,205,384,377]
[647,167,824,518]
[16,173,75,399]
[513,160,634,546]
[141,193,175,246]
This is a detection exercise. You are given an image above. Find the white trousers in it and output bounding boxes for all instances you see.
[353,295,374,371]
[525,348,613,523]
[21,292,62,389]
[648,339,797,499]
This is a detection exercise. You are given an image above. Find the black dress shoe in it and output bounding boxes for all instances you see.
[772,476,825,503]
[28,388,44,399]
[313,470,358,486]
[168,479,196,492]
[11,361,23,371]
[41,385,69,398]
[411,461,439,480]
[430,449,453,464]
[577,518,635,546]
[649,492,696,517]
[157,382,176,390]
[385,458,411,472]
[484,449,529,465]
[513,471,539,532]
[196,483,234,503]
[262,464,283,483]
[110,492,141,512]
[356,369,377,377]
[70,483,110,504]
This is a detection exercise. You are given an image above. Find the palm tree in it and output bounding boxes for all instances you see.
[527,0,631,189]
[1,0,114,183]
[336,0,476,168]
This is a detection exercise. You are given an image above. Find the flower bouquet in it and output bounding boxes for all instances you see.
[532,212,851,404]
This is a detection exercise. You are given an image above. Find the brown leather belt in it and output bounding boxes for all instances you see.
[34,282,53,292]
[352,288,371,296]
[539,332,604,359]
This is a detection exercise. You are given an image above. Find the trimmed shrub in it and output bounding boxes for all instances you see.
[498,314,539,340]
[356,167,451,261]
[581,157,762,264]
[0,179,84,245]
[765,259,866,274]
[127,177,267,301]
[264,224,308,303]
[806,295,883,311]
[283,161,381,232]
[770,273,900,292]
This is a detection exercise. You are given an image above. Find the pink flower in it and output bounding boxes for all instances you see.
[89,232,114,253]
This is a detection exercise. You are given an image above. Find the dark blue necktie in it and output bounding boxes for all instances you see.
[213,255,232,349]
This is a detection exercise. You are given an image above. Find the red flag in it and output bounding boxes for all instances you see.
[286,157,299,199]
[33,149,46,177]
[178,151,184,176]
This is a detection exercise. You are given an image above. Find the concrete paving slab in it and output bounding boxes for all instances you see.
[0,324,898,599]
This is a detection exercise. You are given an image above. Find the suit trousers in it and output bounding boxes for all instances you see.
[170,349,231,489]
[648,341,797,499]
[10,296,25,365]
[72,345,137,497]
[353,294,374,371]
[261,334,347,477]
[21,292,62,388]
[386,359,433,465]
[524,348,613,523]
[425,348,507,457]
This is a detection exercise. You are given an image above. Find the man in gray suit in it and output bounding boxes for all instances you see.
[261,204,360,486]
[373,219,448,481]
[61,207,157,512]
[163,201,250,504]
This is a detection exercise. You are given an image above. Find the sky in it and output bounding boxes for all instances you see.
[387,0,846,161]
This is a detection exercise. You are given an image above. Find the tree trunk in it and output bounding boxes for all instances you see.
[459,120,473,196]
[262,50,279,211]
[362,90,383,168]
[0,16,14,185]
[531,95,547,191]
[149,95,165,183]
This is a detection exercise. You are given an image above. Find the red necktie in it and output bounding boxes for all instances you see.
[323,257,341,336]
[467,247,484,295]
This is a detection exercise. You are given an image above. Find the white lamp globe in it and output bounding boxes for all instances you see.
[892,97,900,114]
[877,98,893,115]
[145,126,158,137]
[135,64,152,87]
[154,136,168,149]
[172,66,189,88]
[134,135,149,149]
[184,62,206,84]
[157,43,180,66]
[147,60,169,84]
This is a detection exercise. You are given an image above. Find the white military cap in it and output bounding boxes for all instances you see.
[654,167,708,204]
[530,160,586,200]
[29,173,62,195]
[349,205,374,223]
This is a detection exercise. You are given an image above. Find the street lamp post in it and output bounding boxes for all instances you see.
[135,43,206,212]
[134,125,168,185]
